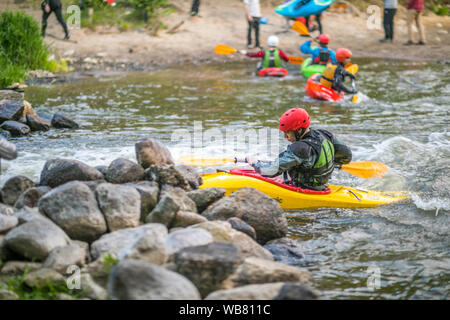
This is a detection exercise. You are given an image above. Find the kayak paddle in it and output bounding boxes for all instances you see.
[292,21,309,36]
[347,64,359,75]
[214,44,237,55]
[288,56,304,64]
[178,155,388,178]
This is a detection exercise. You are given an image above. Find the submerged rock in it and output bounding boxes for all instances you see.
[263,238,306,266]
[51,113,79,129]
[39,159,104,188]
[26,114,51,131]
[135,138,174,169]
[274,282,319,300]
[108,259,201,300]
[0,100,24,123]
[0,120,30,136]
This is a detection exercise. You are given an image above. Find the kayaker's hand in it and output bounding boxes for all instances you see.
[239,50,247,55]
[245,156,258,166]
[348,73,356,80]
[351,89,358,94]
[45,5,50,13]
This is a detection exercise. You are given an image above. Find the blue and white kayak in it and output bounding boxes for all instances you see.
[275,0,334,18]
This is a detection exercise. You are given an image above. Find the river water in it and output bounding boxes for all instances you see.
[3,58,449,299]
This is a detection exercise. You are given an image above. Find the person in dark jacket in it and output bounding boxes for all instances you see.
[41,0,70,40]
[319,48,357,95]
[247,107,352,191]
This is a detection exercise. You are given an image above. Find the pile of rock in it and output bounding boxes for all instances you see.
[0,138,317,300]
[0,89,79,138]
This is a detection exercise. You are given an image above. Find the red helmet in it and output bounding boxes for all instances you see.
[336,48,352,63]
[318,34,330,44]
[279,108,310,132]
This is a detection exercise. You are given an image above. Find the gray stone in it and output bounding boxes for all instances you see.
[39,159,105,188]
[170,211,208,228]
[125,181,159,222]
[3,218,70,261]
[13,206,47,224]
[174,165,203,190]
[117,224,168,265]
[0,203,15,216]
[0,121,30,136]
[108,259,201,300]
[145,193,179,226]
[0,100,24,123]
[0,214,18,234]
[264,238,306,266]
[174,242,244,297]
[80,273,108,300]
[38,181,107,242]
[187,187,226,213]
[1,175,37,206]
[95,183,141,232]
[82,180,106,193]
[43,244,87,273]
[165,228,213,256]
[161,185,197,212]
[14,186,51,209]
[90,224,164,261]
[145,164,191,190]
[24,268,65,288]
[135,138,174,169]
[26,114,51,131]
[228,257,313,287]
[228,217,256,240]
[202,187,288,244]
[105,158,145,184]
[0,288,19,300]
[0,261,42,275]
[51,113,79,129]
[94,165,108,177]
[0,90,23,102]
[205,283,285,300]
[274,282,319,300]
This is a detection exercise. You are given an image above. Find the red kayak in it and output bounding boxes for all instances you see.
[305,73,344,102]
[258,67,289,78]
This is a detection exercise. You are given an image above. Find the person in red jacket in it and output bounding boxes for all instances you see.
[404,0,426,45]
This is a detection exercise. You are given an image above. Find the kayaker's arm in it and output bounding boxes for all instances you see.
[300,41,313,55]
[245,51,265,58]
[329,50,338,64]
[278,50,290,62]
[252,149,312,177]
[333,67,357,94]
[332,137,352,165]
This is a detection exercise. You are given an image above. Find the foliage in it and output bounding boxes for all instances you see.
[102,253,119,274]
[2,266,85,300]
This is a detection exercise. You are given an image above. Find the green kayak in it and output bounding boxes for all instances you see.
[301,57,326,80]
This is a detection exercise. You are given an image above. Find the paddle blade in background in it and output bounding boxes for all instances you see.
[214,44,237,55]
[347,64,359,75]
[178,155,236,167]
[341,161,388,178]
[292,21,309,36]
[288,56,304,64]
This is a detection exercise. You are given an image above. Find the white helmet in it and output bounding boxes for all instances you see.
[267,35,279,47]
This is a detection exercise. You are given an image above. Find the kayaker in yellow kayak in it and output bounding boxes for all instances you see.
[246,107,352,191]
[319,48,357,94]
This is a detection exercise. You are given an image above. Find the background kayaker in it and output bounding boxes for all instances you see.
[380,0,398,43]
[300,34,337,65]
[246,108,352,191]
[41,0,70,40]
[243,0,262,49]
[239,35,290,70]
[319,48,357,94]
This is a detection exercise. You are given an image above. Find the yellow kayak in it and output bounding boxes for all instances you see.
[200,169,408,210]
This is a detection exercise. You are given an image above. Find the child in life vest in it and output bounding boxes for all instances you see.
[300,34,337,65]
[239,35,290,70]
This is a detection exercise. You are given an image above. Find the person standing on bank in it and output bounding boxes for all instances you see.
[380,0,397,43]
[244,0,262,49]
[190,0,201,17]
[41,0,70,40]
[404,0,426,45]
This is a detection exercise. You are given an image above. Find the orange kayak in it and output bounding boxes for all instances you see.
[258,67,289,77]
[305,73,344,102]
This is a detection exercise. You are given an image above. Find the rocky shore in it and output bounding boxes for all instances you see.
[0,136,316,300]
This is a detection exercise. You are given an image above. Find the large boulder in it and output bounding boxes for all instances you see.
[125,181,159,222]
[145,164,192,191]
[0,90,23,102]
[174,165,203,190]
[3,218,70,261]
[108,259,201,300]
[187,187,226,213]
[264,238,306,266]
[13,206,48,224]
[170,210,207,228]
[192,221,273,261]
[228,257,313,287]
[205,283,285,300]
[39,159,104,188]
[165,228,214,256]
[51,113,79,129]
[0,121,30,136]
[1,175,37,206]
[38,181,107,242]
[105,158,145,184]
[202,187,288,244]
[0,100,24,123]
[0,214,18,234]
[42,244,87,273]
[95,183,141,232]
[24,268,66,288]
[14,186,51,209]
[117,224,168,265]
[90,224,165,260]
[135,139,174,169]
[174,242,244,297]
